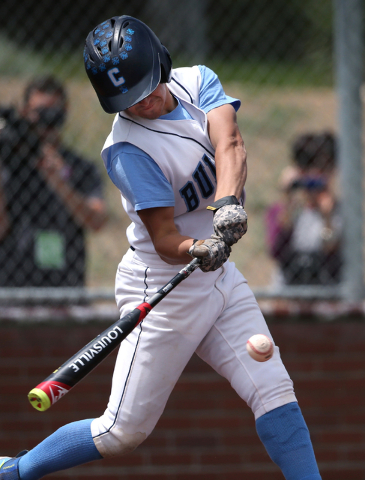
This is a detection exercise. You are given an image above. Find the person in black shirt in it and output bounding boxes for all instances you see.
[0,75,107,287]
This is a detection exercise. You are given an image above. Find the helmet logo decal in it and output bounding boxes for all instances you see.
[84,16,171,112]
[107,68,126,87]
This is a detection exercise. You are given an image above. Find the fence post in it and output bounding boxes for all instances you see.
[141,0,209,63]
[333,0,364,301]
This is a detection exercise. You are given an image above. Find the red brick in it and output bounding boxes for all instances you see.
[199,452,242,464]
[2,320,365,479]
[321,467,365,480]
[150,453,193,465]
[316,431,365,444]
[175,434,218,448]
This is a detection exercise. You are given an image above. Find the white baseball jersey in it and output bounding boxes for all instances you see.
[91,66,296,458]
[102,66,230,255]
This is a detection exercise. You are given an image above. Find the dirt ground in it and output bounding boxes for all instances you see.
[0,77,340,288]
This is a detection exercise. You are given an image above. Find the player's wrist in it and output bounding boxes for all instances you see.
[187,239,200,257]
[211,204,248,247]
[206,195,239,214]
[188,235,231,272]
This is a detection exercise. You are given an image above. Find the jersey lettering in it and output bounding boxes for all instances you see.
[202,154,216,181]
[107,68,126,87]
[180,159,215,212]
[179,181,200,212]
[193,162,214,198]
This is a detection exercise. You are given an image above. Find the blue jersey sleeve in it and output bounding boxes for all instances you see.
[104,143,175,211]
[198,65,241,113]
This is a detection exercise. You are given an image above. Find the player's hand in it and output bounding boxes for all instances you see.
[207,196,247,246]
[213,204,248,246]
[188,235,231,272]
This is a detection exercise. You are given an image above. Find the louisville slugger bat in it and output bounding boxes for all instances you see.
[28,257,201,412]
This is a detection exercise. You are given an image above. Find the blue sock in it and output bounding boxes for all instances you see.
[18,419,102,480]
[256,402,321,480]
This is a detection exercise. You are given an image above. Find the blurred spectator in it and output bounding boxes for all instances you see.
[265,132,342,286]
[0,75,107,287]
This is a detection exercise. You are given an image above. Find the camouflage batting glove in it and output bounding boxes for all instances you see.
[207,196,248,247]
[188,235,231,273]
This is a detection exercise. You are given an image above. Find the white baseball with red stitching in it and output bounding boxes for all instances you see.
[246,334,274,362]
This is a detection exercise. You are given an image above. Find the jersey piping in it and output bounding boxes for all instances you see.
[93,265,150,440]
[171,77,194,104]
[117,113,215,157]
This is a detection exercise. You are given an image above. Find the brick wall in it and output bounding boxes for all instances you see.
[1,314,365,480]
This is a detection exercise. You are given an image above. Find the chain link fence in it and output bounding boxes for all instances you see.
[0,0,363,302]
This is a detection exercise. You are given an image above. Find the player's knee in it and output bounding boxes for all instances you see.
[93,426,147,458]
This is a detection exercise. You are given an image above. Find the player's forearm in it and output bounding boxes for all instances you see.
[214,138,247,201]
[207,103,247,202]
[153,233,194,265]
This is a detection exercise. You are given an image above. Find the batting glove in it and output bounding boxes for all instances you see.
[207,195,248,247]
[188,235,231,272]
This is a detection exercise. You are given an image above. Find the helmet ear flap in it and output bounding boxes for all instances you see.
[160,45,172,83]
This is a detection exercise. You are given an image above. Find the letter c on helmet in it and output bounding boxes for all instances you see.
[107,68,125,87]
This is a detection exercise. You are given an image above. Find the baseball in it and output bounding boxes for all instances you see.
[246,334,274,362]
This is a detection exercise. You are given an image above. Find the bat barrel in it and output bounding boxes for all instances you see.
[28,380,72,412]
[28,307,148,411]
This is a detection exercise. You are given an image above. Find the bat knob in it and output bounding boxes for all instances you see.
[28,388,51,412]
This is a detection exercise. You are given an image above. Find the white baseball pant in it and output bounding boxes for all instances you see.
[91,248,296,457]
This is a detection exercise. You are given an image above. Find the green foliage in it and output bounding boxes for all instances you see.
[198,59,334,87]
[206,0,333,62]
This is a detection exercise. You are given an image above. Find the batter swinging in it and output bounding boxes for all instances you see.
[0,15,322,480]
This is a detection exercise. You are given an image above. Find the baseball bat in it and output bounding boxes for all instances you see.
[28,257,201,412]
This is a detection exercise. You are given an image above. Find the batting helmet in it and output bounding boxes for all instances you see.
[84,15,172,114]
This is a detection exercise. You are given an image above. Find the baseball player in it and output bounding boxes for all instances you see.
[0,16,322,480]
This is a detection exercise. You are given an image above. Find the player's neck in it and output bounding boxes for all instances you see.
[164,90,178,114]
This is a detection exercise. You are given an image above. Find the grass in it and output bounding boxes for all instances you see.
[190,58,334,88]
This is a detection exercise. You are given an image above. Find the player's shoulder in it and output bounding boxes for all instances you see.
[169,66,203,105]
[171,66,219,92]
[172,65,201,78]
